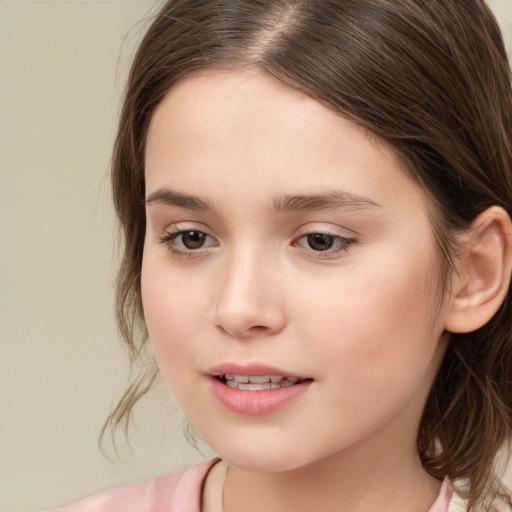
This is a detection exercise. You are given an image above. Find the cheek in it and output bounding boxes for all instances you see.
[140,251,208,390]
[297,249,444,403]
[298,248,437,337]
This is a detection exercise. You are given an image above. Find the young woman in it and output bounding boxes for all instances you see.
[57,1,512,510]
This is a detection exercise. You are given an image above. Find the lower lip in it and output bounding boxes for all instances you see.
[209,377,312,415]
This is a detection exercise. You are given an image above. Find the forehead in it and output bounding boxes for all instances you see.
[145,68,428,214]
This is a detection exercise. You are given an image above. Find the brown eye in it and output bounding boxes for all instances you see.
[180,230,206,249]
[294,232,356,257]
[306,233,335,251]
[160,229,217,256]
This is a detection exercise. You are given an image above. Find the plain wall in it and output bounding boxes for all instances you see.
[0,2,214,511]
[1,1,512,511]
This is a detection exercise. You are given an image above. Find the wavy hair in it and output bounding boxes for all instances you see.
[105,1,512,508]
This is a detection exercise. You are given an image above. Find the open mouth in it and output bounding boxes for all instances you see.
[216,374,306,390]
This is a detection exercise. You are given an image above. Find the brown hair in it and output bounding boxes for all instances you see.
[106,0,512,508]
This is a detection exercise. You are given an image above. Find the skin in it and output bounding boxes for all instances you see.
[142,69,453,512]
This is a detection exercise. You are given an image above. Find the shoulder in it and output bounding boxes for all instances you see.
[448,485,512,512]
[429,478,512,512]
[52,458,220,512]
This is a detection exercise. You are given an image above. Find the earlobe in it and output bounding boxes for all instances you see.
[445,206,512,334]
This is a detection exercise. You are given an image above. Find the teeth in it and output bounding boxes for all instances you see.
[248,375,270,383]
[220,374,302,390]
[239,382,272,390]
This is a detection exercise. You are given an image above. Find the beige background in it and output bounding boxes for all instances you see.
[1,1,512,511]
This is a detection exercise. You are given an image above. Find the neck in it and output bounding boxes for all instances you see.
[221,426,441,512]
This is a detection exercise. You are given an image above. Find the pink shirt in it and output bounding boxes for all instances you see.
[53,459,466,512]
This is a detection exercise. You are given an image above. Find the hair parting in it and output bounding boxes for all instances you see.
[104,2,512,508]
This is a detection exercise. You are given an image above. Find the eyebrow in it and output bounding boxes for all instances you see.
[146,188,215,211]
[273,191,382,212]
[145,187,381,214]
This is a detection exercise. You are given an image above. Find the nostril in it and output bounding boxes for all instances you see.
[212,279,287,337]
[215,322,273,338]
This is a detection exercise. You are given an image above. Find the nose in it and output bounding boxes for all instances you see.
[212,247,287,339]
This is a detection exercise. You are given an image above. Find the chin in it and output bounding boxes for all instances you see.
[222,450,304,473]
[202,432,315,473]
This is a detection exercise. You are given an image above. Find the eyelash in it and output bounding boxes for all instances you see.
[293,232,357,259]
[158,229,357,260]
[159,229,217,259]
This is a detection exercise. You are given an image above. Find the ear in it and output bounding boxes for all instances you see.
[445,206,512,334]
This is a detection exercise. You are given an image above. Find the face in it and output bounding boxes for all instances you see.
[142,69,450,473]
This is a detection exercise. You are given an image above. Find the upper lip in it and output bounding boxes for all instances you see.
[207,363,310,379]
